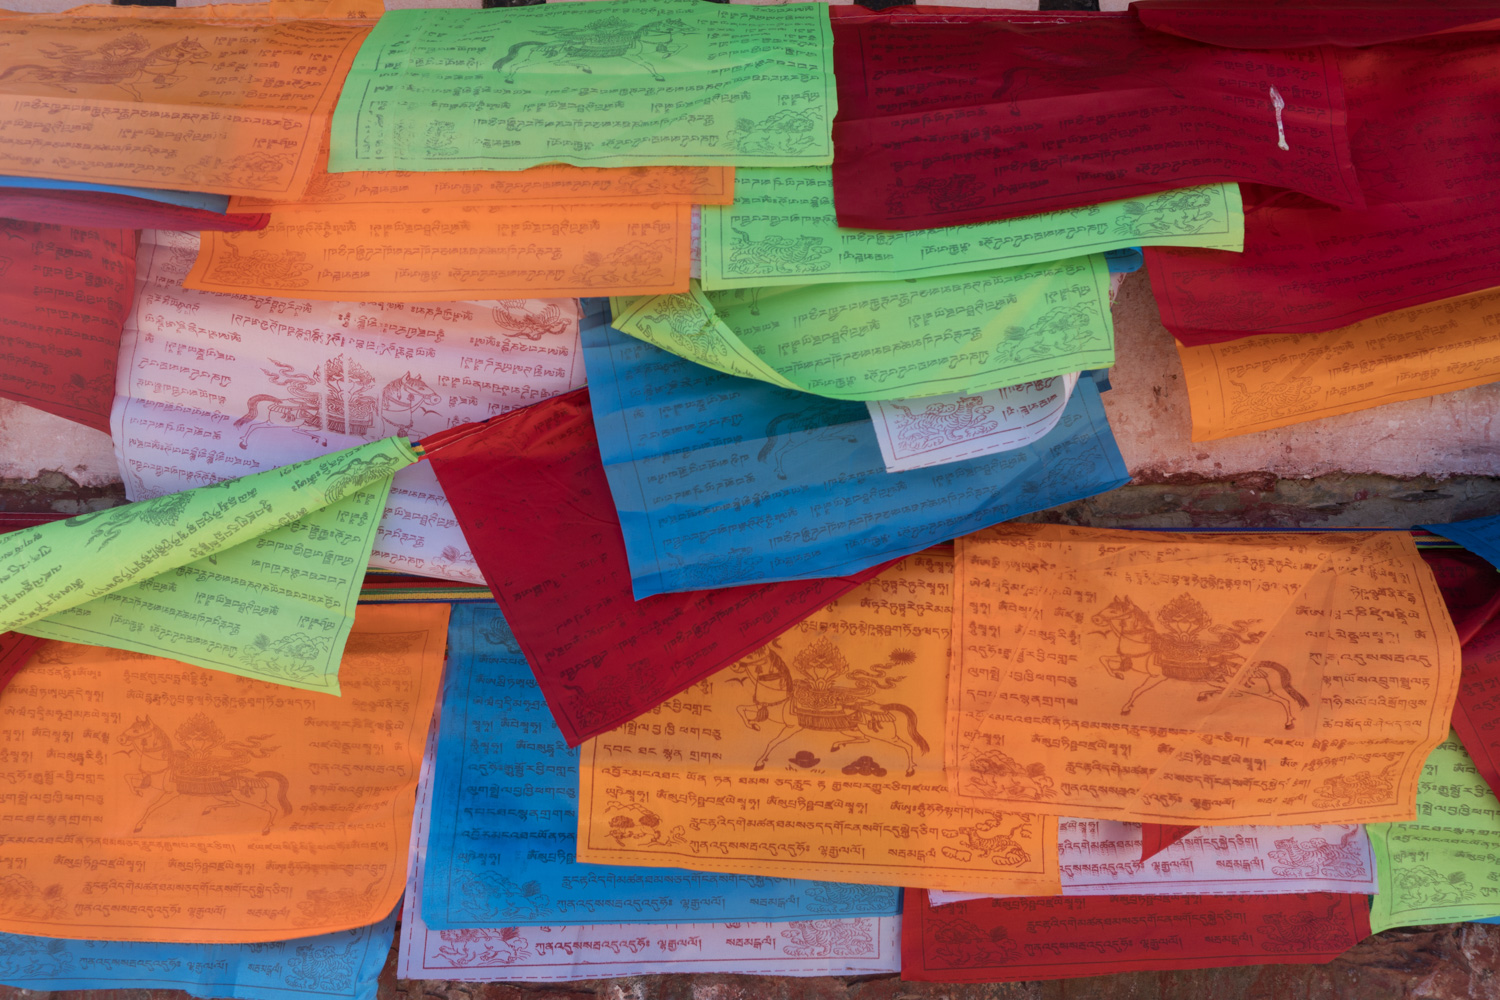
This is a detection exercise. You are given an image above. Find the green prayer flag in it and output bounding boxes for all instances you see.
[700,168,1243,289]
[611,256,1114,400]
[1368,732,1500,932]
[3,438,417,694]
[329,0,836,171]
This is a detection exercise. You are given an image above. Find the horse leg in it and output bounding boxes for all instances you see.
[753,724,801,771]
[134,791,180,833]
[292,425,328,447]
[622,52,666,82]
[1244,673,1297,729]
[1120,675,1166,716]
[202,795,238,816]
[830,730,870,753]
[1099,655,1126,680]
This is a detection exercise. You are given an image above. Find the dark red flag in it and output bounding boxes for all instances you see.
[1133,0,1500,49]
[0,190,267,233]
[424,388,893,745]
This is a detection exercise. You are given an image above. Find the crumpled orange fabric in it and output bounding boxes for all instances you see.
[949,525,1460,826]
[0,603,447,942]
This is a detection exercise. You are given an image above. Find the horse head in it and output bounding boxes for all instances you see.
[1091,594,1145,630]
[385,372,440,407]
[119,715,168,753]
[641,18,691,36]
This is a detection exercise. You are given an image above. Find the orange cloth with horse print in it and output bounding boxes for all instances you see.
[948,525,1460,826]
[0,16,370,198]
[576,548,1060,896]
[0,602,447,943]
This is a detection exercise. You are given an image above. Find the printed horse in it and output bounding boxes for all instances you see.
[492,17,692,84]
[234,359,327,449]
[117,716,292,835]
[378,372,441,437]
[0,36,210,101]
[1090,594,1309,729]
[734,644,929,777]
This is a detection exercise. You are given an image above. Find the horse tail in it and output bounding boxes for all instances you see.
[881,703,929,754]
[0,65,42,82]
[757,413,793,462]
[258,771,293,815]
[1260,661,1309,708]
[234,394,277,428]
[492,40,539,74]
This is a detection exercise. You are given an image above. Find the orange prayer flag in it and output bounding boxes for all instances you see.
[0,603,447,943]
[185,203,693,301]
[228,135,733,212]
[1177,285,1500,441]
[576,549,1061,896]
[0,16,370,199]
[949,525,1460,826]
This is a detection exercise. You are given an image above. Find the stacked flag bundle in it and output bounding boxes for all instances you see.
[0,0,1498,994]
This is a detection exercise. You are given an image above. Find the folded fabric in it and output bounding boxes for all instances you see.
[582,298,1129,597]
[1368,732,1500,933]
[1140,824,1197,863]
[901,889,1371,982]
[929,818,1376,902]
[0,912,396,1000]
[1133,0,1500,48]
[949,524,1461,825]
[0,174,228,213]
[0,602,447,942]
[865,374,1079,474]
[0,512,66,700]
[399,719,901,981]
[1175,286,1500,440]
[186,203,693,302]
[114,230,586,586]
[0,220,134,432]
[422,388,888,746]
[829,11,1360,231]
[1148,36,1500,343]
[0,16,370,198]
[1425,513,1500,573]
[425,604,900,930]
[1448,595,1500,807]
[577,548,1061,896]
[699,166,1240,289]
[612,257,1114,400]
[6,437,414,693]
[330,0,835,171]
[0,190,265,232]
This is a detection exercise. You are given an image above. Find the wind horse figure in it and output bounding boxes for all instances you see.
[1090,592,1309,729]
[733,637,929,776]
[117,714,293,835]
[492,16,693,84]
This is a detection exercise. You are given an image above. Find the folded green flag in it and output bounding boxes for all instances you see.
[1369,732,1500,932]
[611,257,1114,401]
[3,438,417,695]
[701,168,1243,290]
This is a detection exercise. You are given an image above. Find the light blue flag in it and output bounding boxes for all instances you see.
[0,910,394,1000]
[0,175,228,213]
[421,604,901,929]
[579,298,1131,598]
[1424,513,1500,572]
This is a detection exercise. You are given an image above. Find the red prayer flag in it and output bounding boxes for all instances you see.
[901,890,1371,982]
[1133,0,1500,49]
[0,191,266,233]
[1431,545,1500,803]
[1139,824,1197,863]
[830,10,1360,231]
[424,388,893,746]
[0,220,134,432]
[1147,35,1500,343]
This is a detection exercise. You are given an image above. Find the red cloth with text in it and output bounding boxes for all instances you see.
[901,889,1372,982]
[1147,34,1500,343]
[0,190,267,233]
[829,8,1360,231]
[423,388,893,746]
[1132,0,1500,49]
[1139,824,1197,863]
[0,221,134,432]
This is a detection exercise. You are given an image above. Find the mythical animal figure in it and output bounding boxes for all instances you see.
[0,33,209,100]
[944,815,1035,867]
[234,359,327,449]
[1227,372,1318,419]
[1394,866,1470,907]
[1256,901,1359,953]
[116,714,292,835]
[284,938,362,991]
[63,491,191,552]
[963,748,1054,801]
[0,875,66,921]
[0,935,69,978]
[756,399,865,480]
[1268,826,1367,880]
[1115,188,1219,237]
[929,915,1021,966]
[453,873,552,921]
[724,110,821,156]
[726,229,832,275]
[572,239,673,288]
[995,303,1101,368]
[779,918,876,958]
[492,16,692,83]
[376,371,441,437]
[1090,592,1309,728]
[885,174,985,218]
[492,300,572,340]
[732,638,930,776]
[204,242,312,289]
[603,803,684,848]
[1313,768,1395,809]
[886,395,999,451]
[434,928,531,968]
